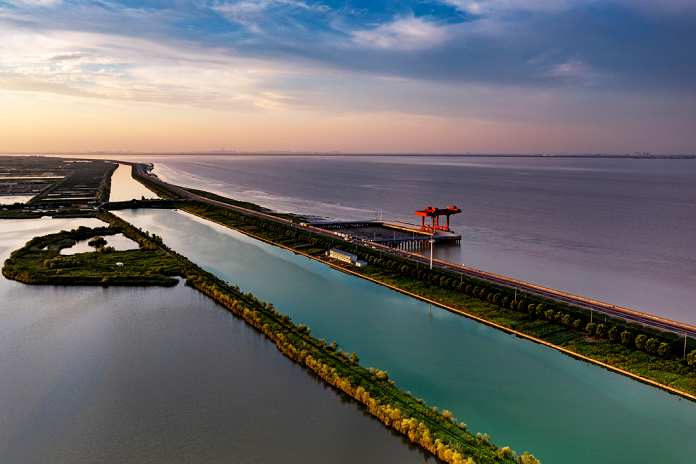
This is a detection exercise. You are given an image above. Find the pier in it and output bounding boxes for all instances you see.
[305,219,461,249]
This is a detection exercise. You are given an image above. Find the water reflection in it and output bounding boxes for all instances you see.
[108,164,158,202]
[59,233,138,254]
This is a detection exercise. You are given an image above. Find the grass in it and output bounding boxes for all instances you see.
[2,225,183,286]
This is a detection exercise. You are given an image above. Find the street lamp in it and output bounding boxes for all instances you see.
[429,230,434,270]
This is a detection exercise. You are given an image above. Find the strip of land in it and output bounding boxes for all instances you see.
[127,163,696,400]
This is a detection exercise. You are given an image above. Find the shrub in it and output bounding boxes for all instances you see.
[573,319,583,330]
[585,322,597,336]
[687,350,696,367]
[595,324,609,339]
[658,342,671,359]
[297,324,310,335]
[562,314,572,326]
[518,452,541,464]
[635,334,647,350]
[88,236,107,247]
[535,303,545,316]
[608,326,620,344]
[645,338,660,354]
[621,330,633,347]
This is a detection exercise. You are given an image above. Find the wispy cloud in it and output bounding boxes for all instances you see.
[351,16,450,50]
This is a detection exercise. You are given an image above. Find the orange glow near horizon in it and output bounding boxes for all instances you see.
[1,92,691,155]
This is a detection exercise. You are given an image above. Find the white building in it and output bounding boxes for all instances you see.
[328,249,368,267]
[329,248,357,264]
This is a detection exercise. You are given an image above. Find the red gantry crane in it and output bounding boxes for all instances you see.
[415,206,461,233]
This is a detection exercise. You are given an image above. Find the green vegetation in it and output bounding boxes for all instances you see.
[186,188,305,222]
[2,221,182,286]
[0,206,101,220]
[98,162,118,202]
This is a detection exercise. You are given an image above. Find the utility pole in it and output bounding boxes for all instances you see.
[430,238,434,270]
[515,289,517,301]
[429,228,434,270]
[685,333,688,359]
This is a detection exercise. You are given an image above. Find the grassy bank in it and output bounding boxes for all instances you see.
[1,212,535,464]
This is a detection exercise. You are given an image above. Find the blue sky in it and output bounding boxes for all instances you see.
[1,0,695,153]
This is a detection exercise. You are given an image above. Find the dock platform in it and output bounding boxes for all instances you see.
[305,220,461,249]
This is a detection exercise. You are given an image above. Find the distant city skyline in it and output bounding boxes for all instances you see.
[1,0,695,154]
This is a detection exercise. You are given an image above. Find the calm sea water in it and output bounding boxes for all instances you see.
[117,208,696,464]
[0,218,436,464]
[143,155,696,326]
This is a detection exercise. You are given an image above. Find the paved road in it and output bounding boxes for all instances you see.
[134,163,696,341]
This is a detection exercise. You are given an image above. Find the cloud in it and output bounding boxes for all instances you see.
[213,0,325,27]
[0,28,301,112]
[439,0,585,16]
[351,16,450,50]
[10,0,63,6]
[540,59,604,86]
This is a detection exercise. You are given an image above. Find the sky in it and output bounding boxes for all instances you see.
[0,0,695,154]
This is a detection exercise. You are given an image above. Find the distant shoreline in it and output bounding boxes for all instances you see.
[2,152,695,159]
